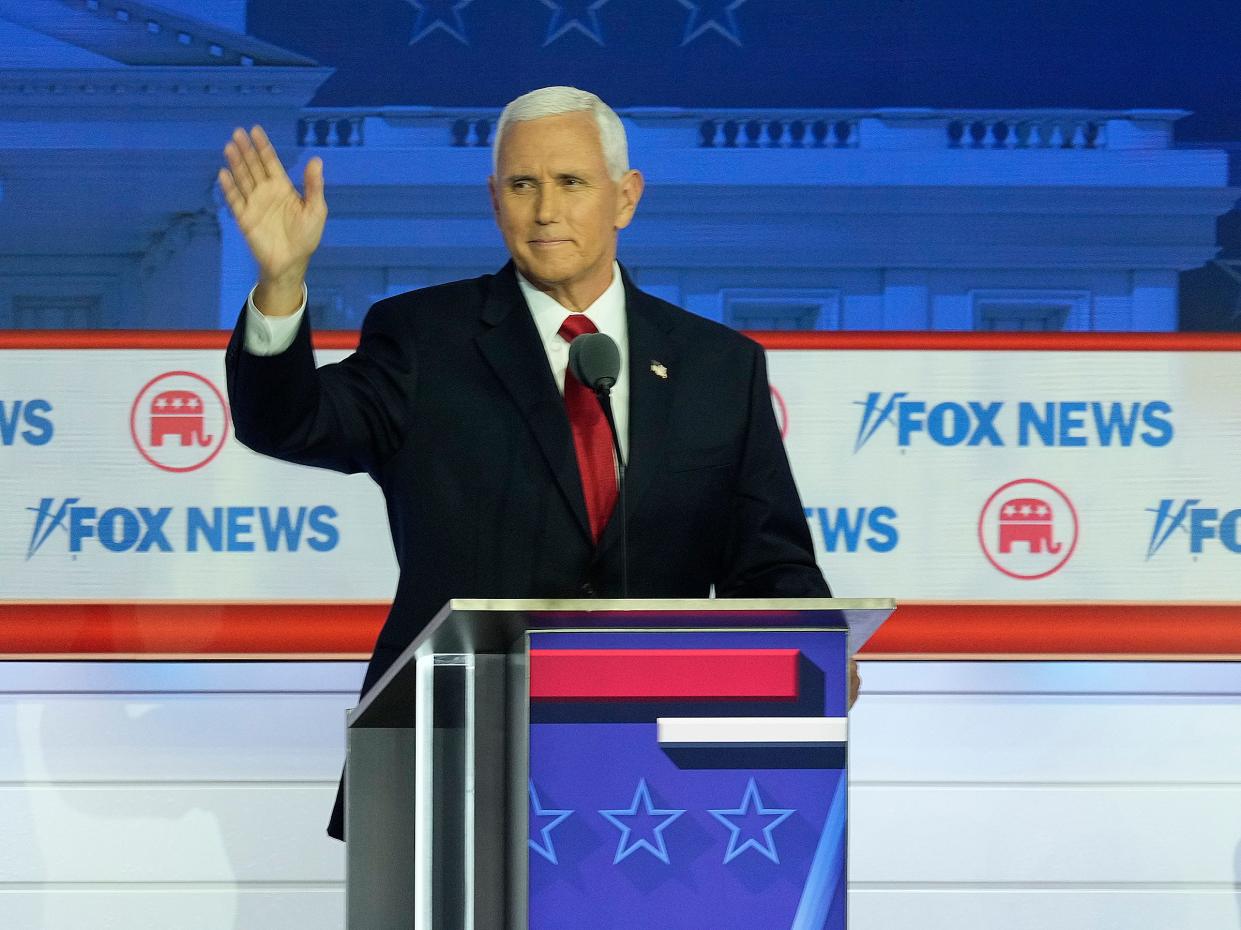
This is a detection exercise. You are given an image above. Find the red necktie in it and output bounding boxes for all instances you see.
[558,314,618,542]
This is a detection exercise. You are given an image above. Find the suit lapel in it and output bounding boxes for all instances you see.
[597,269,676,558]
[475,265,592,542]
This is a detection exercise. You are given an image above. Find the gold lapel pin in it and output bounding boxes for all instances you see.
[650,361,668,380]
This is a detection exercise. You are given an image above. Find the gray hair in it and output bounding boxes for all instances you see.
[492,86,629,181]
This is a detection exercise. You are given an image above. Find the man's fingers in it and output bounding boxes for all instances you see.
[217,168,244,215]
[223,146,251,196]
[225,133,257,194]
[250,125,287,184]
[233,126,270,183]
[303,156,326,213]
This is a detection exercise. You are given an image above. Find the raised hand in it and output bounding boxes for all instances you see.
[218,125,326,316]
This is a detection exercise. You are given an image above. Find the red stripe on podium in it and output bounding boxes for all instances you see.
[528,649,801,701]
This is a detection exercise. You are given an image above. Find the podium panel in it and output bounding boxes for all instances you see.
[344,598,893,930]
[528,629,849,930]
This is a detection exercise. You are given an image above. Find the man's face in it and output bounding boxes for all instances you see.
[489,112,643,304]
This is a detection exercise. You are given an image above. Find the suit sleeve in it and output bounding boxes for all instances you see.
[713,343,831,598]
[225,297,416,476]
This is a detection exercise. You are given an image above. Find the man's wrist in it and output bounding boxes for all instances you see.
[244,282,306,356]
[254,273,308,317]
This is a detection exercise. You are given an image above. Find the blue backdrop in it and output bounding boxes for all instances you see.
[250,0,1241,141]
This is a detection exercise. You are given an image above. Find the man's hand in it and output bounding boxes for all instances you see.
[849,658,861,709]
[218,125,327,316]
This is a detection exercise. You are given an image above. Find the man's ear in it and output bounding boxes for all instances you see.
[614,169,644,231]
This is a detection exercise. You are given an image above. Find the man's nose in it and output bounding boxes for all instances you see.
[534,184,561,224]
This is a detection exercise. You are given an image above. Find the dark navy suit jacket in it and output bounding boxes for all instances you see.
[225,262,828,839]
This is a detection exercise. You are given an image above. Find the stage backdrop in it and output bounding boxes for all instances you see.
[3,334,1238,609]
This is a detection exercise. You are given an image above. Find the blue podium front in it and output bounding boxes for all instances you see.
[528,627,850,930]
[344,598,893,930]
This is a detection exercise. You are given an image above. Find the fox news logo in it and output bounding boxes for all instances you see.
[1,400,54,446]
[853,393,1173,452]
[25,498,338,559]
[1146,500,1241,558]
[804,506,898,553]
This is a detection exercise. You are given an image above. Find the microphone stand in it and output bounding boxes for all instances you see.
[594,384,628,599]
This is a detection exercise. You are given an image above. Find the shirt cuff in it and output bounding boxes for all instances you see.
[243,283,307,357]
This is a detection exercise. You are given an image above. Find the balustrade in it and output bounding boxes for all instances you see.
[296,115,365,147]
[947,117,1105,149]
[292,109,1158,152]
[697,117,859,148]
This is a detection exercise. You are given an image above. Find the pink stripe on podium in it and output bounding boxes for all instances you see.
[528,648,801,701]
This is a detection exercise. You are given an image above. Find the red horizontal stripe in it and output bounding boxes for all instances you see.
[0,603,386,658]
[751,331,1241,352]
[529,649,800,701]
[861,602,1241,658]
[0,331,361,351]
[0,602,1238,659]
[2,331,1239,352]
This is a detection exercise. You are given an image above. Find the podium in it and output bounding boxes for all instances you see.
[345,597,894,930]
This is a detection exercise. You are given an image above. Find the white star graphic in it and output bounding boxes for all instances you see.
[171,396,184,408]
[676,0,747,47]
[405,0,474,45]
[540,0,610,46]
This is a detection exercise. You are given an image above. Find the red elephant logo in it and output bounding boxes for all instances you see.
[149,390,212,447]
[978,479,1079,581]
[997,497,1062,554]
[130,371,230,473]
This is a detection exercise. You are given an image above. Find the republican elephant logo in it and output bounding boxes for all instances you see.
[149,390,212,447]
[978,479,1079,580]
[997,497,1062,554]
[130,371,230,473]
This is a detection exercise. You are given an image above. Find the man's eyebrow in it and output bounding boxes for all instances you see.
[504,173,538,184]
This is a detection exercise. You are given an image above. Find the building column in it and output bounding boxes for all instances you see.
[1130,269,1178,332]
[216,191,258,329]
[136,210,222,329]
[882,269,930,329]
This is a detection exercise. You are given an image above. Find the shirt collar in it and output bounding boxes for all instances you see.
[517,262,626,347]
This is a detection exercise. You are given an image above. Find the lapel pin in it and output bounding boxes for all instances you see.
[650,361,668,380]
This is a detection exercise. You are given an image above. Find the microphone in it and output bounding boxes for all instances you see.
[567,332,620,394]
[567,332,628,597]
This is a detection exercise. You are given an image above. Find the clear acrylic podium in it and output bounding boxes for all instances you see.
[345,597,894,930]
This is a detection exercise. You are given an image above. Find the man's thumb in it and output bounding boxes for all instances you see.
[304,156,326,211]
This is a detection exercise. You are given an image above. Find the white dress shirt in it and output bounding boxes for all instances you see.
[514,263,629,462]
[242,282,307,356]
[243,262,630,460]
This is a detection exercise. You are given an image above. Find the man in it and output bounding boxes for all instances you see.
[219,86,839,841]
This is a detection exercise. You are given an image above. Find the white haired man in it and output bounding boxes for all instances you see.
[219,86,838,841]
